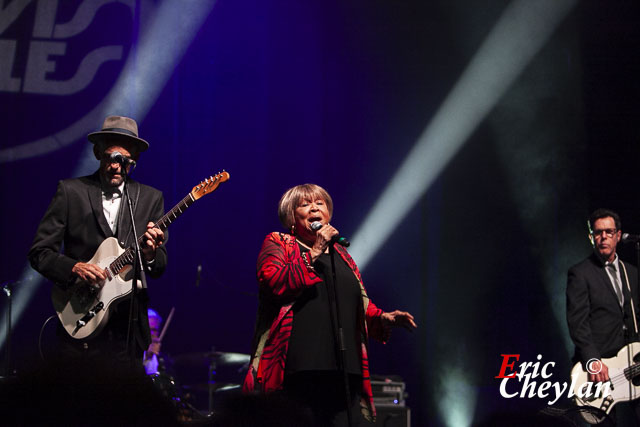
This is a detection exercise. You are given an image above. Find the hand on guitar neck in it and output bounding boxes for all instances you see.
[141,221,164,262]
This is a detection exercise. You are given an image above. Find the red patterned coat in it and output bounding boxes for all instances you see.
[242,232,386,422]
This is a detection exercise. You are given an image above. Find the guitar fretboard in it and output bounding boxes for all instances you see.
[106,174,226,276]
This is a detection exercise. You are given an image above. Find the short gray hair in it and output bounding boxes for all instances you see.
[278,184,333,230]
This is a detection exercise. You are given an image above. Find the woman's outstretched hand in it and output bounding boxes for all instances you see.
[380,310,417,341]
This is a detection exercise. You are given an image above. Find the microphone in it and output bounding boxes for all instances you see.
[622,233,640,243]
[196,264,202,287]
[310,221,350,247]
[1,280,16,297]
[109,151,136,167]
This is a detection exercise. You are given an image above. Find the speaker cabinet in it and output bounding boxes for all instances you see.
[373,406,410,427]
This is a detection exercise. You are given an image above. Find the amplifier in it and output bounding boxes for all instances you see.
[371,376,407,407]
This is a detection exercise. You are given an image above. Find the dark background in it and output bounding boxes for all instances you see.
[2,1,640,425]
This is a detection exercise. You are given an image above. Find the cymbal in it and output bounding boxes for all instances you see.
[172,351,250,367]
[181,382,242,393]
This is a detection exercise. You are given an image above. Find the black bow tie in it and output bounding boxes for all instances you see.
[103,188,122,200]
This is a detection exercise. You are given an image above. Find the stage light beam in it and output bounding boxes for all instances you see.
[349,0,577,272]
[346,1,577,426]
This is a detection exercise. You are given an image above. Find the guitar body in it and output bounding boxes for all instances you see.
[51,237,138,340]
[572,342,640,422]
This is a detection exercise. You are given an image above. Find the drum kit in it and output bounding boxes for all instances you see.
[143,307,250,421]
[149,348,250,422]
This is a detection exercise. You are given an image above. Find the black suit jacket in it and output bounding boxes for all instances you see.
[566,252,640,365]
[28,172,168,351]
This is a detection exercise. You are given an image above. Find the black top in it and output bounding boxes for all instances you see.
[285,245,362,375]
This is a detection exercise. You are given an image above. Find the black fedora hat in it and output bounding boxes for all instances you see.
[88,116,149,152]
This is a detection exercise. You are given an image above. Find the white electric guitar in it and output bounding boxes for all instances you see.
[51,172,229,339]
[571,342,640,423]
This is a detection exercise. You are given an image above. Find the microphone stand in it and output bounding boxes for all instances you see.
[2,281,12,377]
[636,240,640,341]
[122,167,148,367]
[208,345,217,416]
[327,245,353,427]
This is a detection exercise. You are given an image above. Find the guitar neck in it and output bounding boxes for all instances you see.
[151,192,194,233]
[106,172,229,276]
[625,362,640,380]
[111,194,194,272]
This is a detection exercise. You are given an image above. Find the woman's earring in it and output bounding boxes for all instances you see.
[291,225,296,235]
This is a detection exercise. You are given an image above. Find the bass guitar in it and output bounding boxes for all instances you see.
[51,172,229,339]
[571,341,640,423]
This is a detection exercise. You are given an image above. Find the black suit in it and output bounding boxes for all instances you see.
[29,171,168,362]
[566,253,640,365]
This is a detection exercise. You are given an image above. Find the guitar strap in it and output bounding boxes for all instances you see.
[620,261,639,335]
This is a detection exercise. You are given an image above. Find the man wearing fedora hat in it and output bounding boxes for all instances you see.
[29,115,168,373]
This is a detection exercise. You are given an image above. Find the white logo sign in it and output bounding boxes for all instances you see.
[1,0,129,95]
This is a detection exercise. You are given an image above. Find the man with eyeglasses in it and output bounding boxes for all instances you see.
[566,208,640,422]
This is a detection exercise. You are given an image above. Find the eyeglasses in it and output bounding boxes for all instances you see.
[592,228,617,238]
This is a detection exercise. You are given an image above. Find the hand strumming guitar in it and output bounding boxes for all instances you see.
[587,359,610,383]
[72,262,107,289]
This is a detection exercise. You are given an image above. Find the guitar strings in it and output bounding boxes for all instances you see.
[108,174,223,274]
[604,363,640,389]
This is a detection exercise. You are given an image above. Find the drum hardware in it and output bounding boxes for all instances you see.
[2,280,15,377]
[171,349,250,415]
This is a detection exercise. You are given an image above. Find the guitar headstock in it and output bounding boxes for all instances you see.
[191,171,230,200]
